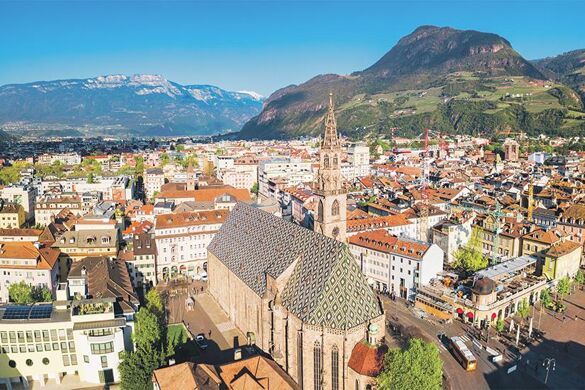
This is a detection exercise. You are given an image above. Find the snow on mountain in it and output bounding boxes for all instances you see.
[237,90,264,100]
[0,74,264,136]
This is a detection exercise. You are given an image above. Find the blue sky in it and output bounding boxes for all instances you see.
[1,0,584,95]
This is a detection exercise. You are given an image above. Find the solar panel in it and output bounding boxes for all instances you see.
[2,304,53,320]
[29,304,53,319]
[2,305,31,320]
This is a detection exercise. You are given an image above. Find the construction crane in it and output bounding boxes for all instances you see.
[491,199,504,264]
[419,128,430,242]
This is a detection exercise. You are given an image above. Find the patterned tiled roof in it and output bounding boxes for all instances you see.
[208,203,383,330]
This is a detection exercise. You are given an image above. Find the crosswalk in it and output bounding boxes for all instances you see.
[459,335,471,343]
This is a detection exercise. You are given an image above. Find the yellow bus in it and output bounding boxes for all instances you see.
[448,336,477,371]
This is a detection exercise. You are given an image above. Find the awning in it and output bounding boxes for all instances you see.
[466,311,474,319]
[456,307,464,315]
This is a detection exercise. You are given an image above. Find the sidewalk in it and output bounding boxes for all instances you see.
[186,293,245,350]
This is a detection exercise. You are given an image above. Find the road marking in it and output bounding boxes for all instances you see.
[459,335,470,343]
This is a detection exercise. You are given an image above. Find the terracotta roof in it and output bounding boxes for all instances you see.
[157,186,252,203]
[152,362,198,390]
[0,228,43,237]
[522,228,562,244]
[546,240,582,258]
[348,341,388,377]
[347,215,411,233]
[561,203,585,221]
[217,355,298,390]
[155,210,228,229]
[0,242,59,270]
[68,256,139,313]
[349,229,430,259]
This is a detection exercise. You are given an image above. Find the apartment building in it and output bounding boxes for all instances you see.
[0,242,60,303]
[34,194,84,227]
[144,168,165,200]
[36,153,82,166]
[349,229,444,299]
[154,210,227,280]
[0,185,37,222]
[258,158,314,202]
[0,203,25,229]
[0,296,133,387]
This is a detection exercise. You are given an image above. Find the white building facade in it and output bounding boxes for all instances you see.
[349,230,444,299]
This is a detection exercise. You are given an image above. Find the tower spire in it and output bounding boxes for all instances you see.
[323,92,339,149]
[314,93,346,242]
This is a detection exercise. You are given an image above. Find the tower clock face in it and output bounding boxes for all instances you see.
[332,226,340,237]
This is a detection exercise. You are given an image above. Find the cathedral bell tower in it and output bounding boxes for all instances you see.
[314,93,347,242]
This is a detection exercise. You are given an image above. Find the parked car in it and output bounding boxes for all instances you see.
[195,334,208,350]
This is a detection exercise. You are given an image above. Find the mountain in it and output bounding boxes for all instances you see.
[241,26,585,140]
[0,74,264,137]
[533,49,585,100]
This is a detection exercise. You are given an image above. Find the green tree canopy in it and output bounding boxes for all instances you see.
[452,227,488,272]
[377,338,443,390]
[120,289,167,390]
[540,288,553,309]
[575,270,584,289]
[8,282,52,304]
[516,298,530,323]
[557,276,571,303]
[250,182,259,195]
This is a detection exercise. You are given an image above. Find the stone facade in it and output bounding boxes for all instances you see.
[208,203,384,390]
[314,94,347,243]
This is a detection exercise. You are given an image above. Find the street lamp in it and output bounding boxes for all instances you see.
[542,357,556,384]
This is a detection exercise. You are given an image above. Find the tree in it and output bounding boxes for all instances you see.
[250,182,259,195]
[31,286,52,302]
[8,282,52,304]
[135,156,145,176]
[452,227,488,272]
[516,298,530,324]
[557,276,571,304]
[120,289,167,390]
[119,345,162,390]
[203,160,215,177]
[540,288,553,309]
[8,282,34,304]
[494,318,505,334]
[87,172,96,184]
[160,153,170,166]
[377,338,443,390]
[575,270,584,290]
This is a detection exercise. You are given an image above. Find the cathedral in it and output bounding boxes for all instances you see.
[207,95,386,390]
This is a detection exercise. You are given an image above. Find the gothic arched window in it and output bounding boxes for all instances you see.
[333,155,338,166]
[324,156,330,168]
[297,331,303,385]
[314,341,322,390]
[331,200,340,216]
[331,345,339,390]
[318,200,324,221]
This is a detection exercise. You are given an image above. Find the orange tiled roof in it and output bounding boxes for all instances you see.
[522,228,562,244]
[0,242,59,270]
[157,186,252,203]
[348,341,388,377]
[155,210,228,229]
[349,229,430,259]
[546,240,582,258]
[347,215,411,232]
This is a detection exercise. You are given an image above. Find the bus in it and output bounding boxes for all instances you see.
[448,336,477,371]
